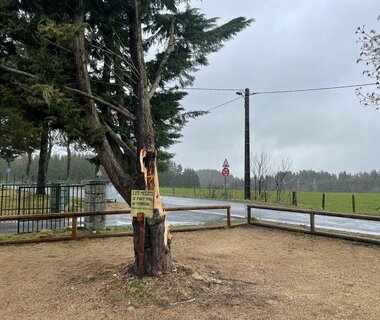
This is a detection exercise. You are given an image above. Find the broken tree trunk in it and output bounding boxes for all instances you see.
[128,0,173,276]
[132,149,173,276]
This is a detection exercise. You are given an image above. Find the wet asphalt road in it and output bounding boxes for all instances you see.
[108,190,380,236]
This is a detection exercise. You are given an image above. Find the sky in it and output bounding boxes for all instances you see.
[167,0,380,178]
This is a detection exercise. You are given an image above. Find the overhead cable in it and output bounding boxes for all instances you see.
[252,82,378,95]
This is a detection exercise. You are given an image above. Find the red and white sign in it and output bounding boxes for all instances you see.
[222,158,230,167]
[221,167,230,177]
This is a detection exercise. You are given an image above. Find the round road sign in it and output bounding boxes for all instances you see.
[221,167,230,177]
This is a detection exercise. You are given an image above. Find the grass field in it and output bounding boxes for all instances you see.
[160,187,380,215]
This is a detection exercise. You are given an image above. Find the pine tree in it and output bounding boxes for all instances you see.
[0,0,252,275]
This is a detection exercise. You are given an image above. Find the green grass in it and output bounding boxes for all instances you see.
[160,187,380,215]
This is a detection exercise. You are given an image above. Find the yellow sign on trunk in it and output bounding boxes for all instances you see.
[131,190,154,218]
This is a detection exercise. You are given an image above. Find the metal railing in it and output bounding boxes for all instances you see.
[247,204,380,245]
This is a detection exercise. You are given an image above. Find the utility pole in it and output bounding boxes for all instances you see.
[244,88,251,200]
[236,88,251,200]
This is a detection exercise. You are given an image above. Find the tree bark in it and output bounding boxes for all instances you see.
[128,0,173,275]
[72,0,173,275]
[72,0,134,202]
[66,141,71,180]
[36,125,49,194]
[26,150,33,181]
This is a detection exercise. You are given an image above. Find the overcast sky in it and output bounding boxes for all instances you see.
[167,0,380,178]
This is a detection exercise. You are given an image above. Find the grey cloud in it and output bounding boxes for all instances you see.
[170,0,380,177]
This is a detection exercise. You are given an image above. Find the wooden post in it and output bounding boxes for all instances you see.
[72,216,77,239]
[310,213,315,234]
[137,212,145,279]
[172,187,175,195]
[292,191,297,206]
[352,194,356,213]
[227,207,231,228]
[322,193,325,210]
[247,206,251,224]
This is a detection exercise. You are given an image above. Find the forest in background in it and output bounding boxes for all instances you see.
[0,153,99,184]
[2,155,380,193]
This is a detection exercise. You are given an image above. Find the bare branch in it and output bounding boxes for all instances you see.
[0,65,36,78]
[104,124,137,160]
[148,18,176,100]
[64,87,135,122]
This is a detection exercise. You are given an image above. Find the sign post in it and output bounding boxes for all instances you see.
[136,212,145,279]
[221,159,230,198]
[131,190,154,278]
[131,190,154,218]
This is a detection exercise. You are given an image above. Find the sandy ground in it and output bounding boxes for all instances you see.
[0,226,379,320]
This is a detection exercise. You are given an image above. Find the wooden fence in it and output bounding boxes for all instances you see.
[247,204,380,245]
[0,205,235,245]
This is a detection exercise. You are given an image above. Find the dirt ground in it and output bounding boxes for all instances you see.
[0,226,379,320]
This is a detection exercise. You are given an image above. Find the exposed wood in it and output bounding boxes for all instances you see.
[133,149,173,275]
[127,0,173,276]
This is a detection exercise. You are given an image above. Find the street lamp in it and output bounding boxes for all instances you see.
[236,88,251,200]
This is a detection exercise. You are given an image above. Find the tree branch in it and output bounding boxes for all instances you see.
[104,124,137,160]
[0,64,136,122]
[64,87,135,122]
[148,18,176,101]
[0,65,36,78]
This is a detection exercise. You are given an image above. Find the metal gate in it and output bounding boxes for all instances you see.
[0,183,84,233]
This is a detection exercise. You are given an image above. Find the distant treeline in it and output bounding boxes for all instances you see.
[2,156,380,193]
[0,154,101,183]
[281,170,380,193]
[159,161,380,193]
[158,162,244,189]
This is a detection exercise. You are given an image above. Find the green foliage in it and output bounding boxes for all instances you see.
[160,187,380,215]
[159,160,201,187]
[0,106,39,163]
[1,0,252,178]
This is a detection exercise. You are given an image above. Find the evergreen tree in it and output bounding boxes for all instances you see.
[0,0,252,275]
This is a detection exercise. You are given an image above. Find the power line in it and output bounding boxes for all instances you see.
[167,82,378,95]
[166,86,240,92]
[180,82,379,113]
[206,96,243,112]
[252,82,378,95]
